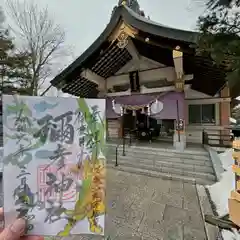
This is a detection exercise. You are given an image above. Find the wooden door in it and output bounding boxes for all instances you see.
[107,119,120,139]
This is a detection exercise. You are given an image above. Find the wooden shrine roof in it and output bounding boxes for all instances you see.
[50,4,227,98]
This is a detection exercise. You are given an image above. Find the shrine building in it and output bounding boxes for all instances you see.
[50,0,234,148]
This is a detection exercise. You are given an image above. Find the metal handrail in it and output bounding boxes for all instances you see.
[115,144,120,167]
[202,130,209,145]
[122,134,126,156]
[115,128,138,167]
[115,136,126,167]
[115,133,128,167]
[202,130,233,147]
[128,129,136,147]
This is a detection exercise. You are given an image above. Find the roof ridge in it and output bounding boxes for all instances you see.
[123,5,197,34]
[51,4,198,87]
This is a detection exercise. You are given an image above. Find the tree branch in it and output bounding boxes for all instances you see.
[6,0,70,95]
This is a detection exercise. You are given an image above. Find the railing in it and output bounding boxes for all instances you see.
[128,129,136,147]
[114,128,138,166]
[202,130,233,148]
[122,134,126,156]
[115,144,120,167]
[115,128,153,166]
[202,131,209,145]
[115,134,126,167]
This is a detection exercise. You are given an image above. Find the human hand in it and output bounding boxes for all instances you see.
[0,208,44,240]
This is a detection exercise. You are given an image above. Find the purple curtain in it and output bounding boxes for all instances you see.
[106,91,185,120]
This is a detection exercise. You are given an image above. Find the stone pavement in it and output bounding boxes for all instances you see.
[0,169,207,240]
[99,168,206,240]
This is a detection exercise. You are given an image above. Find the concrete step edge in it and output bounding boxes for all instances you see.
[107,149,209,157]
[106,151,210,161]
[106,154,213,167]
[107,159,216,181]
[123,152,209,161]
[107,163,215,185]
[107,156,214,173]
[106,148,210,159]
[106,144,209,156]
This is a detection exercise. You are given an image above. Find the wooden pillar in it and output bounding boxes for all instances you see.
[184,97,188,125]
[220,85,231,144]
[118,119,123,138]
[172,46,186,150]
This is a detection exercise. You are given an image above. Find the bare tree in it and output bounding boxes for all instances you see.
[6,0,68,96]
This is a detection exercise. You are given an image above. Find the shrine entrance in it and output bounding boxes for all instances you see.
[122,109,174,142]
[157,119,175,142]
[109,92,185,147]
[123,109,154,142]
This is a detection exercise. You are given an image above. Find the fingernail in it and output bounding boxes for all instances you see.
[28,237,44,240]
[10,218,26,234]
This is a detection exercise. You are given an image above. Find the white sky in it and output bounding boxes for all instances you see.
[0,0,205,95]
[1,0,205,58]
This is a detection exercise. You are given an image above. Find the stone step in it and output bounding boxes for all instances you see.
[107,163,215,186]
[106,144,209,156]
[106,146,210,160]
[155,160,214,174]
[107,154,214,173]
[106,153,213,167]
[107,149,210,162]
[110,150,210,161]
[107,157,216,181]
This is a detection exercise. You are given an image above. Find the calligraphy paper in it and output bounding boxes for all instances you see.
[2,95,106,236]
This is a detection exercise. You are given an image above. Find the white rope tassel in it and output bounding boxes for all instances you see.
[147,105,151,116]
[112,99,115,110]
[132,110,136,116]
[120,106,123,116]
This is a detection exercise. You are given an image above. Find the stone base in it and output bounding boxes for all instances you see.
[173,132,186,151]
[175,141,185,152]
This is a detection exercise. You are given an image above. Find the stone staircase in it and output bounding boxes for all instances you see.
[106,143,216,185]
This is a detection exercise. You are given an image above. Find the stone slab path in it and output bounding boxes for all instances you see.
[0,168,207,240]
[103,168,207,240]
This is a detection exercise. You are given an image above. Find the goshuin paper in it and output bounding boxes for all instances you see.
[2,95,106,236]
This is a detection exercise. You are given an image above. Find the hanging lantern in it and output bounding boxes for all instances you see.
[114,104,122,115]
[151,100,163,114]
[112,99,123,115]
